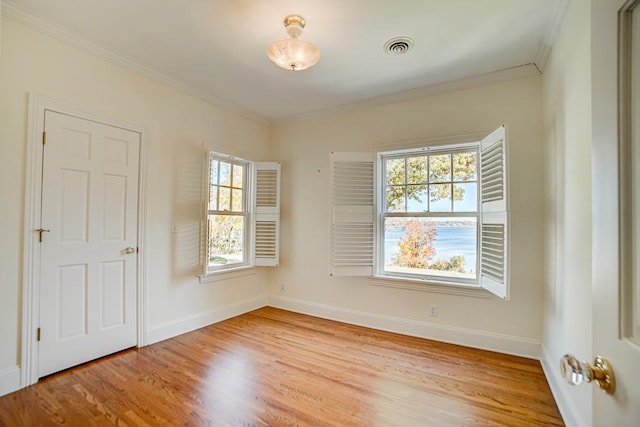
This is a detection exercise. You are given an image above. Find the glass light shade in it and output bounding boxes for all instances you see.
[267,38,320,71]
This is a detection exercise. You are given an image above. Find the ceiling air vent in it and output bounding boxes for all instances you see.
[383,37,415,55]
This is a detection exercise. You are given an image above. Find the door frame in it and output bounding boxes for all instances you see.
[20,94,149,387]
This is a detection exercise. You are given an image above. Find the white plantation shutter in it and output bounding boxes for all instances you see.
[252,162,280,266]
[201,153,212,276]
[480,125,509,299]
[330,152,375,276]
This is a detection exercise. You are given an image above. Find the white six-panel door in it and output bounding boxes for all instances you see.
[38,111,140,377]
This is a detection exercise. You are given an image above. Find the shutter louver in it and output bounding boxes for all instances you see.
[480,125,509,299]
[255,220,277,258]
[253,163,280,266]
[333,223,374,266]
[256,169,278,208]
[481,141,505,204]
[334,161,375,206]
[330,152,375,276]
[481,223,505,281]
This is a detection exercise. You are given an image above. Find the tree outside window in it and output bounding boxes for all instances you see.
[382,150,478,280]
[208,157,248,267]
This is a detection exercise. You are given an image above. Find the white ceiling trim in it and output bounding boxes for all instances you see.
[272,63,540,127]
[533,0,569,71]
[1,1,269,126]
[3,1,547,128]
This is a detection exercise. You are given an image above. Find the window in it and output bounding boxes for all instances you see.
[330,125,508,298]
[203,152,280,277]
[381,148,478,284]
[207,156,249,269]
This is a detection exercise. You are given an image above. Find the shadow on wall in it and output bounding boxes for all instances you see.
[171,143,204,280]
[544,115,566,318]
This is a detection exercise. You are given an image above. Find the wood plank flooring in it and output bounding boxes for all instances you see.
[0,307,563,426]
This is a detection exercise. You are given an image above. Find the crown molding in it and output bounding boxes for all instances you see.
[272,63,540,127]
[533,0,569,72]
[2,1,555,129]
[1,1,269,127]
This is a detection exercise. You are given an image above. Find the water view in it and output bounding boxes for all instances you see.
[384,219,477,279]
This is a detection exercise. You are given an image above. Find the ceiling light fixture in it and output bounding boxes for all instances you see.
[267,14,320,71]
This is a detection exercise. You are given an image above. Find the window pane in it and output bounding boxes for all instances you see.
[384,217,436,272]
[219,187,231,211]
[406,185,428,212]
[209,186,218,211]
[453,183,477,212]
[386,158,405,184]
[386,186,405,212]
[429,184,452,212]
[407,156,428,184]
[453,152,477,182]
[231,189,243,212]
[210,160,219,185]
[219,162,231,186]
[429,154,452,183]
[232,164,244,189]
[383,217,477,279]
[208,215,245,267]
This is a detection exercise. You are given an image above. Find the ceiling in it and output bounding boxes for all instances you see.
[3,0,566,125]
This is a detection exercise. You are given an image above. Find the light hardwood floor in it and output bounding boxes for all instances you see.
[0,307,563,426]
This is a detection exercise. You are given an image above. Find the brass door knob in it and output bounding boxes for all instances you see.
[560,354,615,394]
[123,246,136,255]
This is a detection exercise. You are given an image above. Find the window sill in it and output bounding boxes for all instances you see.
[199,266,257,284]
[369,275,492,298]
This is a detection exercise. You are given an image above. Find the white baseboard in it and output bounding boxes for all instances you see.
[540,346,581,427]
[147,295,268,345]
[0,365,21,398]
[2,296,546,401]
[267,295,541,359]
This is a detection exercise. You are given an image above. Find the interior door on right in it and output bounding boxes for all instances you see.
[592,0,640,424]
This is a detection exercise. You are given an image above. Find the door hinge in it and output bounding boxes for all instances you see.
[42,131,46,145]
[36,228,50,242]
[36,327,41,341]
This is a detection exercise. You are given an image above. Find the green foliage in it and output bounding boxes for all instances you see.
[208,159,246,264]
[209,215,243,262]
[385,157,427,211]
[385,152,477,211]
[452,152,477,181]
[428,255,466,273]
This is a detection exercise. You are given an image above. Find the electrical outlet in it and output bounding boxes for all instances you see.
[429,304,438,317]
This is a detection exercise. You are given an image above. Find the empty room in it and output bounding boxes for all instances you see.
[0,0,638,425]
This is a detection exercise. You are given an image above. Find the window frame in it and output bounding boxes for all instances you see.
[376,142,481,287]
[330,125,508,298]
[201,152,281,282]
[206,153,252,273]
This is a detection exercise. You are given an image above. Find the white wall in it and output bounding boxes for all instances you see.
[0,12,547,397]
[0,16,270,393]
[269,75,545,357]
[541,0,592,425]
